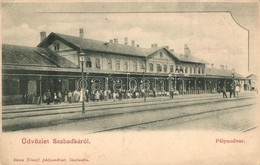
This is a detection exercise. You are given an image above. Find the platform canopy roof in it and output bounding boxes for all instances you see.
[246,74,257,80]
[206,67,245,79]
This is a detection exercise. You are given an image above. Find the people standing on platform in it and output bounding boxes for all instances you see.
[57,91,62,103]
[153,88,156,97]
[136,90,139,98]
[127,90,131,99]
[133,91,136,99]
[100,90,104,101]
[222,87,227,98]
[118,90,123,101]
[74,90,80,102]
[64,90,68,103]
[229,84,235,98]
[169,89,174,99]
[104,90,108,101]
[235,84,240,98]
[141,88,145,98]
[94,90,100,101]
[85,89,89,102]
[42,92,47,103]
[113,91,117,101]
[123,90,126,99]
[46,89,51,105]
[108,90,112,99]
[53,92,58,104]
[68,90,72,103]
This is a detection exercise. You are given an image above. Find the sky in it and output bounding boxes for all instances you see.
[2,2,255,76]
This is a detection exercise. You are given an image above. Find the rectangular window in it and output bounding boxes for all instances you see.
[185,67,188,73]
[133,61,137,71]
[190,67,192,74]
[116,60,120,70]
[170,65,173,72]
[180,66,183,73]
[175,66,179,73]
[54,43,60,51]
[198,68,201,74]
[86,57,92,68]
[150,63,154,72]
[140,62,145,70]
[124,61,128,70]
[107,59,112,69]
[95,58,100,69]
[202,68,205,74]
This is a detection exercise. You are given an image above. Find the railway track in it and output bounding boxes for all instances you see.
[3,95,256,120]
[2,94,224,114]
[92,103,256,133]
[2,95,257,132]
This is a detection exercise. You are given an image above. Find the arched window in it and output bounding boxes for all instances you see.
[175,66,179,73]
[107,59,112,69]
[96,58,100,69]
[163,64,167,72]
[133,61,137,71]
[124,61,128,70]
[157,64,162,72]
[150,63,154,72]
[202,68,205,74]
[116,60,120,70]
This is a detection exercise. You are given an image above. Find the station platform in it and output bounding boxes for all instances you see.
[2,91,256,112]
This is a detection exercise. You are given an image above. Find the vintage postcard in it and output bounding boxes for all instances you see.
[1,1,259,165]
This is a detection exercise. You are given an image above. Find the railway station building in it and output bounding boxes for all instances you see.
[2,29,252,105]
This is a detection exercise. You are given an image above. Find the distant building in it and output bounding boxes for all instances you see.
[2,30,250,105]
[246,74,258,91]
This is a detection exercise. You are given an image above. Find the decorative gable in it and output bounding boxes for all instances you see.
[146,49,177,73]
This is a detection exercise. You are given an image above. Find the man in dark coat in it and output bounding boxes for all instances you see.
[222,87,227,98]
[229,84,235,98]
[46,89,51,105]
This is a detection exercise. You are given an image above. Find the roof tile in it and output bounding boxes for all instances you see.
[2,44,78,68]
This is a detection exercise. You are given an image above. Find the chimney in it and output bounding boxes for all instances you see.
[225,65,228,70]
[211,63,214,68]
[109,39,113,43]
[131,40,135,47]
[151,44,158,48]
[136,44,140,47]
[40,31,46,41]
[184,44,191,56]
[114,38,118,44]
[124,37,128,45]
[170,49,174,52]
[165,46,169,49]
[220,65,224,70]
[79,28,84,38]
